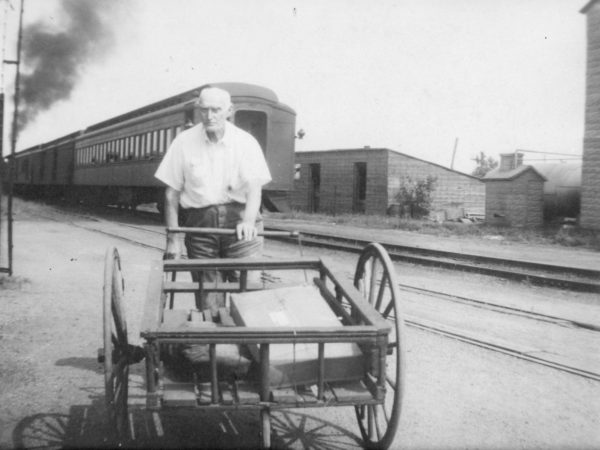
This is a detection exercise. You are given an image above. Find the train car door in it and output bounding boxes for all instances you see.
[234,110,267,153]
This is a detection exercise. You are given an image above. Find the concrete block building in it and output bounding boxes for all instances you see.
[483,153,546,227]
[581,0,600,229]
[292,148,484,217]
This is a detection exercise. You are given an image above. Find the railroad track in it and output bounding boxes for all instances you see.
[265,226,600,293]
[33,206,600,382]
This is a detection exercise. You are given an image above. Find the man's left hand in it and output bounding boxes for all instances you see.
[236,221,258,241]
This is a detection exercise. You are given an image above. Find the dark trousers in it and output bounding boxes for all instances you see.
[181,202,263,313]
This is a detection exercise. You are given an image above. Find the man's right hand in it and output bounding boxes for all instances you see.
[164,238,182,260]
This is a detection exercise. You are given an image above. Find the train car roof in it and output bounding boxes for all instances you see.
[13,131,82,158]
[85,82,283,133]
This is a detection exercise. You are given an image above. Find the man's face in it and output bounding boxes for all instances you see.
[197,89,231,134]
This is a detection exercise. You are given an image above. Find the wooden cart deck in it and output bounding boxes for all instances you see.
[102,233,406,449]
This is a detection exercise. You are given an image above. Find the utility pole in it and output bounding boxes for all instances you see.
[2,0,24,275]
[450,137,459,170]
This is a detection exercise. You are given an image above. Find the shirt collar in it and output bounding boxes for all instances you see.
[201,121,232,145]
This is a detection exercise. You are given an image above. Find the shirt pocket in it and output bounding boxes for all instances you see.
[187,162,210,188]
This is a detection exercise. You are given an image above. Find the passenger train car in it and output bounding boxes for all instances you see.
[13,82,296,211]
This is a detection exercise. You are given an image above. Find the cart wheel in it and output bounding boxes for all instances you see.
[353,243,405,450]
[260,409,272,449]
[103,247,130,442]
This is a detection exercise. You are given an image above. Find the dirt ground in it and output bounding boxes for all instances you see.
[1,199,599,449]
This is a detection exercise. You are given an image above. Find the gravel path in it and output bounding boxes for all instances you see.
[1,200,599,449]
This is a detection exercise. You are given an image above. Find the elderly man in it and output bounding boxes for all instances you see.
[155,86,271,312]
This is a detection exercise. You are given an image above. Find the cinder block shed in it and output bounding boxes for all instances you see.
[292,148,485,217]
[482,153,547,227]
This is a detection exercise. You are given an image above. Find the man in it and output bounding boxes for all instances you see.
[154,86,271,312]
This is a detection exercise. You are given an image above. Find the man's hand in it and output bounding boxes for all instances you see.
[236,221,258,241]
[164,237,182,260]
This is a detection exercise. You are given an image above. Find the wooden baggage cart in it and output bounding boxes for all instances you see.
[100,228,406,449]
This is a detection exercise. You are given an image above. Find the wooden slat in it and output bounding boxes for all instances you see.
[219,308,236,327]
[163,257,321,272]
[329,380,373,402]
[162,309,189,328]
[270,387,298,403]
[197,382,212,405]
[219,382,234,405]
[142,325,381,343]
[233,381,260,404]
[163,280,268,293]
[141,260,166,334]
[313,278,354,325]
[162,383,197,407]
[320,257,391,331]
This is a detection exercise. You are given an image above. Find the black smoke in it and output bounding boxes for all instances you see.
[18,0,119,132]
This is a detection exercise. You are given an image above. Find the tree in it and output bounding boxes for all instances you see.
[395,175,437,218]
[471,152,498,178]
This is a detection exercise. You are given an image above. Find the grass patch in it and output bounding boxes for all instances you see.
[269,210,600,251]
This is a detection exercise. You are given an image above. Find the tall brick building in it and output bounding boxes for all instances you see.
[581,0,600,229]
[292,148,484,217]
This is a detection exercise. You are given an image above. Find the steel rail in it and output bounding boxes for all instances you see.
[265,228,600,293]
[405,316,600,382]
[32,207,600,381]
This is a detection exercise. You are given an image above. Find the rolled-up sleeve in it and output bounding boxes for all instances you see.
[239,135,272,188]
[154,136,184,191]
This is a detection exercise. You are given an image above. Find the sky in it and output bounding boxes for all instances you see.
[0,0,589,174]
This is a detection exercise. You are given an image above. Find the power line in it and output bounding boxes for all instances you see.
[515,148,581,157]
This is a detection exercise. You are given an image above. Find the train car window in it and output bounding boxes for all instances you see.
[144,131,152,158]
[125,137,130,160]
[158,129,164,154]
[133,135,139,159]
[139,134,145,157]
[166,128,174,148]
[234,110,267,153]
[120,138,125,160]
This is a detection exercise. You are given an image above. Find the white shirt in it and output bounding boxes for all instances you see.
[155,121,272,208]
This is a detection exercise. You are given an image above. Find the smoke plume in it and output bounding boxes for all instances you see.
[18,0,118,132]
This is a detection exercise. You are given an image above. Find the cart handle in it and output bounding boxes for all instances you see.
[166,227,300,238]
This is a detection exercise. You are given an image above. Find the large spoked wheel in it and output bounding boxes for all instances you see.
[354,243,405,449]
[103,247,130,442]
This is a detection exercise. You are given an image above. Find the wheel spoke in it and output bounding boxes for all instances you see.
[374,271,388,311]
[373,406,383,441]
[386,374,396,391]
[382,300,394,319]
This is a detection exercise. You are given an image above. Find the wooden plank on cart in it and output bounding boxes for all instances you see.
[219,382,234,405]
[233,381,260,404]
[328,380,373,402]
[271,387,298,404]
[219,307,236,327]
[230,284,364,388]
[162,383,198,407]
[141,260,166,334]
[197,382,213,405]
[162,309,189,328]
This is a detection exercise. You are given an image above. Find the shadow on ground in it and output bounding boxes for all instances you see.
[12,402,363,449]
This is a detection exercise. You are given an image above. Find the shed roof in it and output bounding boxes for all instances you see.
[581,0,600,13]
[296,147,481,180]
[482,165,547,182]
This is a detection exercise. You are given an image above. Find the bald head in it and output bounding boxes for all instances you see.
[197,87,232,139]
[198,87,232,109]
